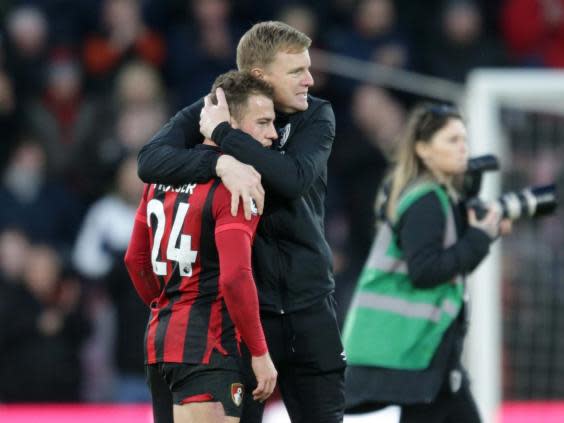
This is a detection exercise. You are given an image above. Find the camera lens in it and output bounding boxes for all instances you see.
[497,184,557,220]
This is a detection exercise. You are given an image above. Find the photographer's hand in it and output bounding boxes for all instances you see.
[468,207,501,239]
[499,218,512,236]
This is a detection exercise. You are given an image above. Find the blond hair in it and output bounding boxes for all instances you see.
[385,103,463,221]
[236,21,311,71]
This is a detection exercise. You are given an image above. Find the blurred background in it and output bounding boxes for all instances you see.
[0,0,562,422]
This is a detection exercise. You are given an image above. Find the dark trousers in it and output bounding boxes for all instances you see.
[399,383,481,423]
[146,364,174,423]
[241,295,346,423]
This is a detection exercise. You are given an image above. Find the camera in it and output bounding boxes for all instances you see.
[464,155,558,221]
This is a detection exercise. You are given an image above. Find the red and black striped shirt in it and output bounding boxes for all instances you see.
[125,179,267,365]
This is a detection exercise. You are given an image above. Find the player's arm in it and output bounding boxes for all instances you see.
[214,187,277,401]
[137,99,221,185]
[124,187,161,307]
[137,98,265,218]
[210,98,335,199]
[216,228,267,356]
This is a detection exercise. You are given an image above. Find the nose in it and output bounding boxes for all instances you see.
[302,70,314,87]
[461,141,468,154]
[268,123,278,141]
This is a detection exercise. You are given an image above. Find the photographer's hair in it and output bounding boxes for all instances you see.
[236,21,312,72]
[385,103,463,220]
[210,70,274,122]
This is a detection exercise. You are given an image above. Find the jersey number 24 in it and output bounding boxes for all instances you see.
[147,199,198,277]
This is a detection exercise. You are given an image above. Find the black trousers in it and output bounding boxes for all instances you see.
[241,295,346,423]
[146,364,174,423]
[399,383,481,423]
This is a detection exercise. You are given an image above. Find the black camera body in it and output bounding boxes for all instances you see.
[464,155,558,221]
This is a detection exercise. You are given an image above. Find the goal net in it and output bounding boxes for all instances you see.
[465,70,564,422]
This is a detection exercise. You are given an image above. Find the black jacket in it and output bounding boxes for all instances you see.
[137,95,335,314]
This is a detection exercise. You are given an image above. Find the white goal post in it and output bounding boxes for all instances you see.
[464,69,564,423]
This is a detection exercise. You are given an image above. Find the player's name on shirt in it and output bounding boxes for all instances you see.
[153,183,197,194]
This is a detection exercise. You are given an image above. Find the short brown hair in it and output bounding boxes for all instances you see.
[236,21,312,71]
[211,70,274,121]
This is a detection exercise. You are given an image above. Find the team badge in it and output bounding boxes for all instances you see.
[231,383,244,407]
[278,123,291,149]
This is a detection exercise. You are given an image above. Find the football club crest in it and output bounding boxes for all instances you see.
[231,383,244,407]
[278,123,291,149]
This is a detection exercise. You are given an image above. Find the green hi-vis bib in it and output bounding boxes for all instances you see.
[343,182,464,370]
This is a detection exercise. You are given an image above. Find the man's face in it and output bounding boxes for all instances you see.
[231,94,277,148]
[261,50,314,114]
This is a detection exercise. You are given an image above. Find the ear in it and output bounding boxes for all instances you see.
[250,67,264,79]
[415,141,429,161]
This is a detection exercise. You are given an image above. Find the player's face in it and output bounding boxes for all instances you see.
[416,118,468,179]
[261,50,314,114]
[232,94,277,148]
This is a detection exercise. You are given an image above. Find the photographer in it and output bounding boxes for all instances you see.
[343,103,510,422]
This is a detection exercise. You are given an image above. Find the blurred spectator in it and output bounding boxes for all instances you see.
[328,0,410,68]
[501,0,564,67]
[0,69,16,114]
[324,0,411,119]
[105,238,151,402]
[0,228,30,287]
[0,139,82,251]
[73,155,142,280]
[421,0,506,82]
[278,3,318,39]
[4,5,49,103]
[0,69,20,172]
[0,244,89,402]
[0,228,30,332]
[82,0,165,93]
[328,85,404,323]
[115,103,167,152]
[330,85,404,253]
[26,47,100,178]
[111,62,168,157]
[72,61,167,202]
[115,60,166,108]
[72,155,148,402]
[27,0,98,46]
[165,0,243,107]
[241,0,334,24]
